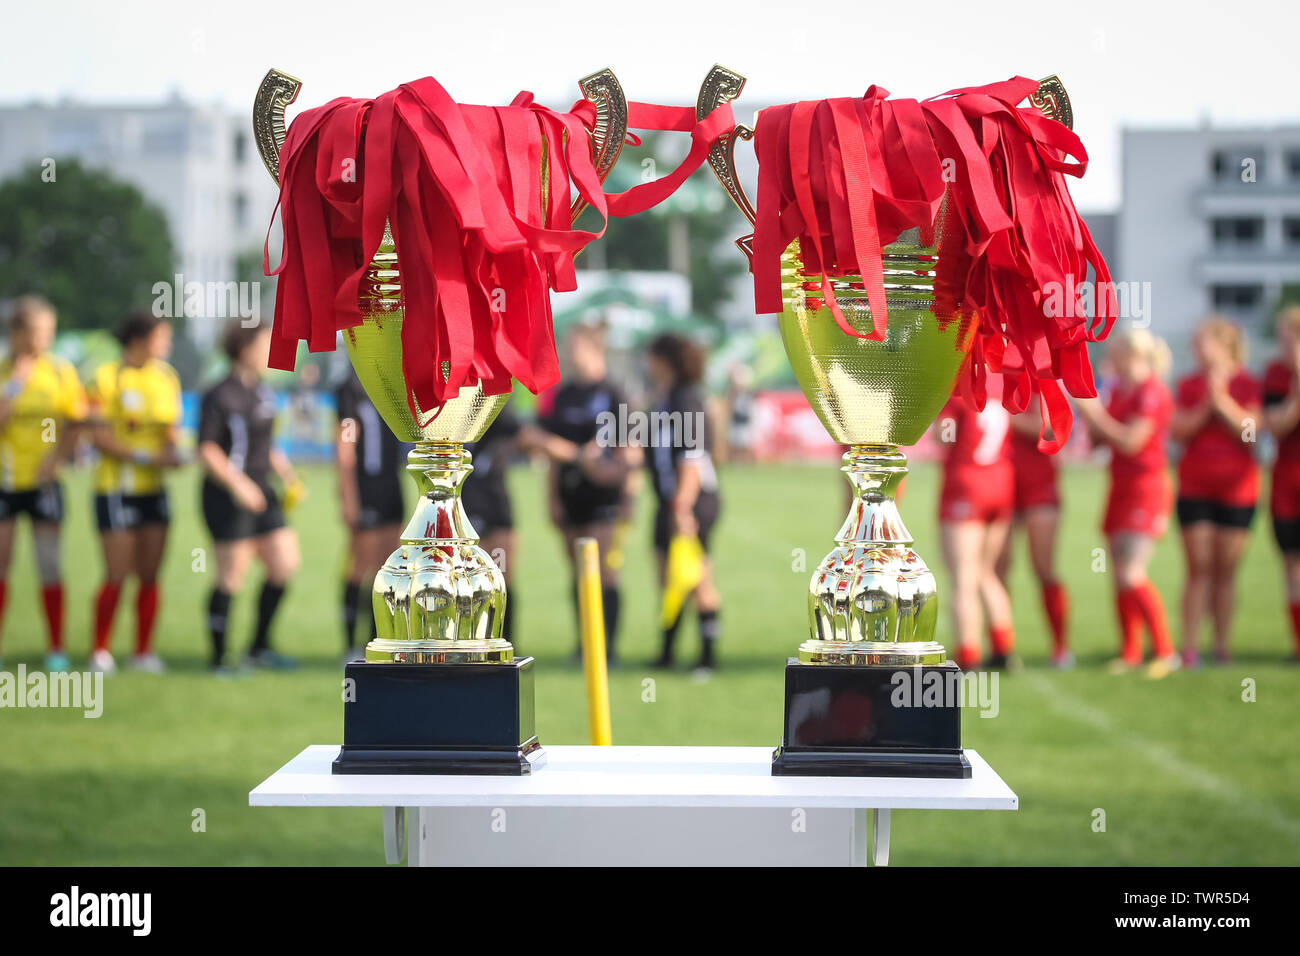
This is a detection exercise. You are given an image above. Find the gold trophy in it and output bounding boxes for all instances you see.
[253,68,628,774]
[697,66,1072,776]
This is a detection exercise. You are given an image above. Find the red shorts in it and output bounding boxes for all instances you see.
[1103,471,1172,537]
[1014,468,1059,511]
[940,469,1015,524]
[1271,462,1300,520]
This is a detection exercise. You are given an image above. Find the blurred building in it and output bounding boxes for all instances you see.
[1119,125,1300,363]
[0,95,278,345]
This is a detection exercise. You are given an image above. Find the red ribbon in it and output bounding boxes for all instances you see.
[266,78,733,423]
[751,76,1115,452]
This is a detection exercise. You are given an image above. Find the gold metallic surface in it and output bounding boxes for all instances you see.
[1030,75,1073,130]
[252,68,301,185]
[570,68,629,223]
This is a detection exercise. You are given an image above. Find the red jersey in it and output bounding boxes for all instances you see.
[1174,370,1260,506]
[1264,360,1300,519]
[937,389,1014,523]
[1105,377,1172,480]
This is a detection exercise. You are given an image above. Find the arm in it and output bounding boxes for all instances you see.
[1076,399,1155,457]
[671,459,702,536]
[270,447,298,487]
[1265,393,1300,439]
[335,424,360,529]
[199,440,267,513]
[1170,400,1211,443]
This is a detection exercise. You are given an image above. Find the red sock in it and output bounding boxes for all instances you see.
[1116,587,1144,664]
[136,583,159,656]
[955,643,981,670]
[94,582,123,653]
[1041,580,1069,654]
[1288,603,1300,656]
[989,624,1015,656]
[1135,581,1173,658]
[41,584,65,652]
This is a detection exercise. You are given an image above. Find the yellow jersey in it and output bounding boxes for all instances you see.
[0,354,87,492]
[86,359,182,494]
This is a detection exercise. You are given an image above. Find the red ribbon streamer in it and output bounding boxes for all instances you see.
[266,78,733,422]
[751,76,1115,452]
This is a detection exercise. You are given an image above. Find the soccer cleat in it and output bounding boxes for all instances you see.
[89,649,117,674]
[1144,654,1181,680]
[1106,657,1138,675]
[130,653,166,674]
[45,652,70,673]
[690,666,714,683]
[983,652,1023,673]
[243,648,299,671]
[1051,649,1075,670]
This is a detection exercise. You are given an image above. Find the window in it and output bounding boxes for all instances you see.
[1210,146,1265,182]
[1285,218,1300,246]
[233,192,248,230]
[1211,284,1264,310]
[234,132,248,164]
[1211,216,1265,246]
[1288,150,1300,181]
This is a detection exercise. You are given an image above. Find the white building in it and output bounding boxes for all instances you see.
[0,96,279,343]
[1119,125,1300,365]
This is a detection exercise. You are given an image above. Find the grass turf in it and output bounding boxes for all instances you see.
[0,460,1297,865]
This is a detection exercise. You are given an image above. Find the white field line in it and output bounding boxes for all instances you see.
[1020,671,1300,841]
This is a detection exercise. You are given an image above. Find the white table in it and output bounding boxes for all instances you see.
[250,745,1016,866]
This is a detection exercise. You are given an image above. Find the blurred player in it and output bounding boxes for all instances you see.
[1076,329,1176,675]
[85,311,182,673]
[1170,317,1260,668]
[198,323,304,672]
[0,296,86,671]
[646,334,723,675]
[1262,306,1300,662]
[539,324,640,662]
[936,375,1017,670]
[1000,396,1072,667]
[335,368,404,662]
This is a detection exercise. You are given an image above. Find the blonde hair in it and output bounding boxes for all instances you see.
[1277,305,1300,340]
[7,294,55,336]
[1113,326,1171,380]
[1197,314,1246,366]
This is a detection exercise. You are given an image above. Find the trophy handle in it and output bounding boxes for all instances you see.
[1029,74,1073,130]
[569,68,629,224]
[697,64,757,263]
[253,68,303,185]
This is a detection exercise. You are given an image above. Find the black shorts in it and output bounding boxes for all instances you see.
[95,492,171,532]
[0,484,64,523]
[464,489,513,537]
[202,479,286,542]
[558,488,622,527]
[1273,516,1300,554]
[654,491,721,553]
[356,481,405,530]
[1176,497,1255,530]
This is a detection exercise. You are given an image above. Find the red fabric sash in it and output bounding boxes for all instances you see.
[266,79,732,421]
[752,76,1114,452]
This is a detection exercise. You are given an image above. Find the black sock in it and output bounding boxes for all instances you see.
[698,608,720,668]
[250,582,286,654]
[659,608,684,665]
[602,586,620,658]
[208,589,232,667]
[342,581,361,651]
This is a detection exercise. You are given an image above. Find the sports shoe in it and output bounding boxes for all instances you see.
[89,649,117,674]
[243,648,299,670]
[1144,654,1181,680]
[45,652,70,673]
[1051,649,1076,670]
[1107,657,1138,675]
[130,653,166,674]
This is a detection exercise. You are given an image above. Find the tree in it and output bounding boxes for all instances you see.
[0,159,175,333]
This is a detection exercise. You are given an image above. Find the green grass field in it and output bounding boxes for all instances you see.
[1,459,1297,865]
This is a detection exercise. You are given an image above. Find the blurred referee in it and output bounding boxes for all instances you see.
[335,368,405,662]
[197,323,303,672]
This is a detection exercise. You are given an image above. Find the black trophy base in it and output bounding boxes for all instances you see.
[333,657,544,776]
[772,658,971,779]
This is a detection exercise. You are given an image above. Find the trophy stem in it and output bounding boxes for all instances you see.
[799,443,944,665]
[367,440,512,664]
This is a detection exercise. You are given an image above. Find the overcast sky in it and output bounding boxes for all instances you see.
[2,0,1297,210]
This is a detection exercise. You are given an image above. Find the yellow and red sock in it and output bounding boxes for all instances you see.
[136,583,159,656]
[1116,586,1144,664]
[1041,579,1069,654]
[1135,581,1173,658]
[94,583,122,653]
[41,583,64,653]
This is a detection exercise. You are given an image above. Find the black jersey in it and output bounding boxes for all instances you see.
[463,403,521,534]
[648,384,718,503]
[540,379,627,509]
[198,372,278,487]
[335,374,404,501]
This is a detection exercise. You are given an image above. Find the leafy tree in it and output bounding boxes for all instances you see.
[0,159,175,333]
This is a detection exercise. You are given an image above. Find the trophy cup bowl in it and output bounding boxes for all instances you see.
[254,67,628,773]
[697,65,1072,776]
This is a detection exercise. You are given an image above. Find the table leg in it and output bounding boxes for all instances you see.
[382,806,406,865]
[872,808,891,866]
[852,808,869,866]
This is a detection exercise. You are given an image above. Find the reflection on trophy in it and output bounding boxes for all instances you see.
[253,67,628,774]
[698,66,1080,777]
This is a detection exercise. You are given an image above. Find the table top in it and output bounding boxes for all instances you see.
[250,746,1018,811]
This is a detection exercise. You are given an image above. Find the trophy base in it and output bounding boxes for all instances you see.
[797,639,947,665]
[771,658,970,779]
[364,637,514,663]
[333,657,543,776]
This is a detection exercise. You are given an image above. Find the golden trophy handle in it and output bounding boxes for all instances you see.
[1030,74,1073,130]
[570,68,629,224]
[253,68,302,186]
[696,64,757,262]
